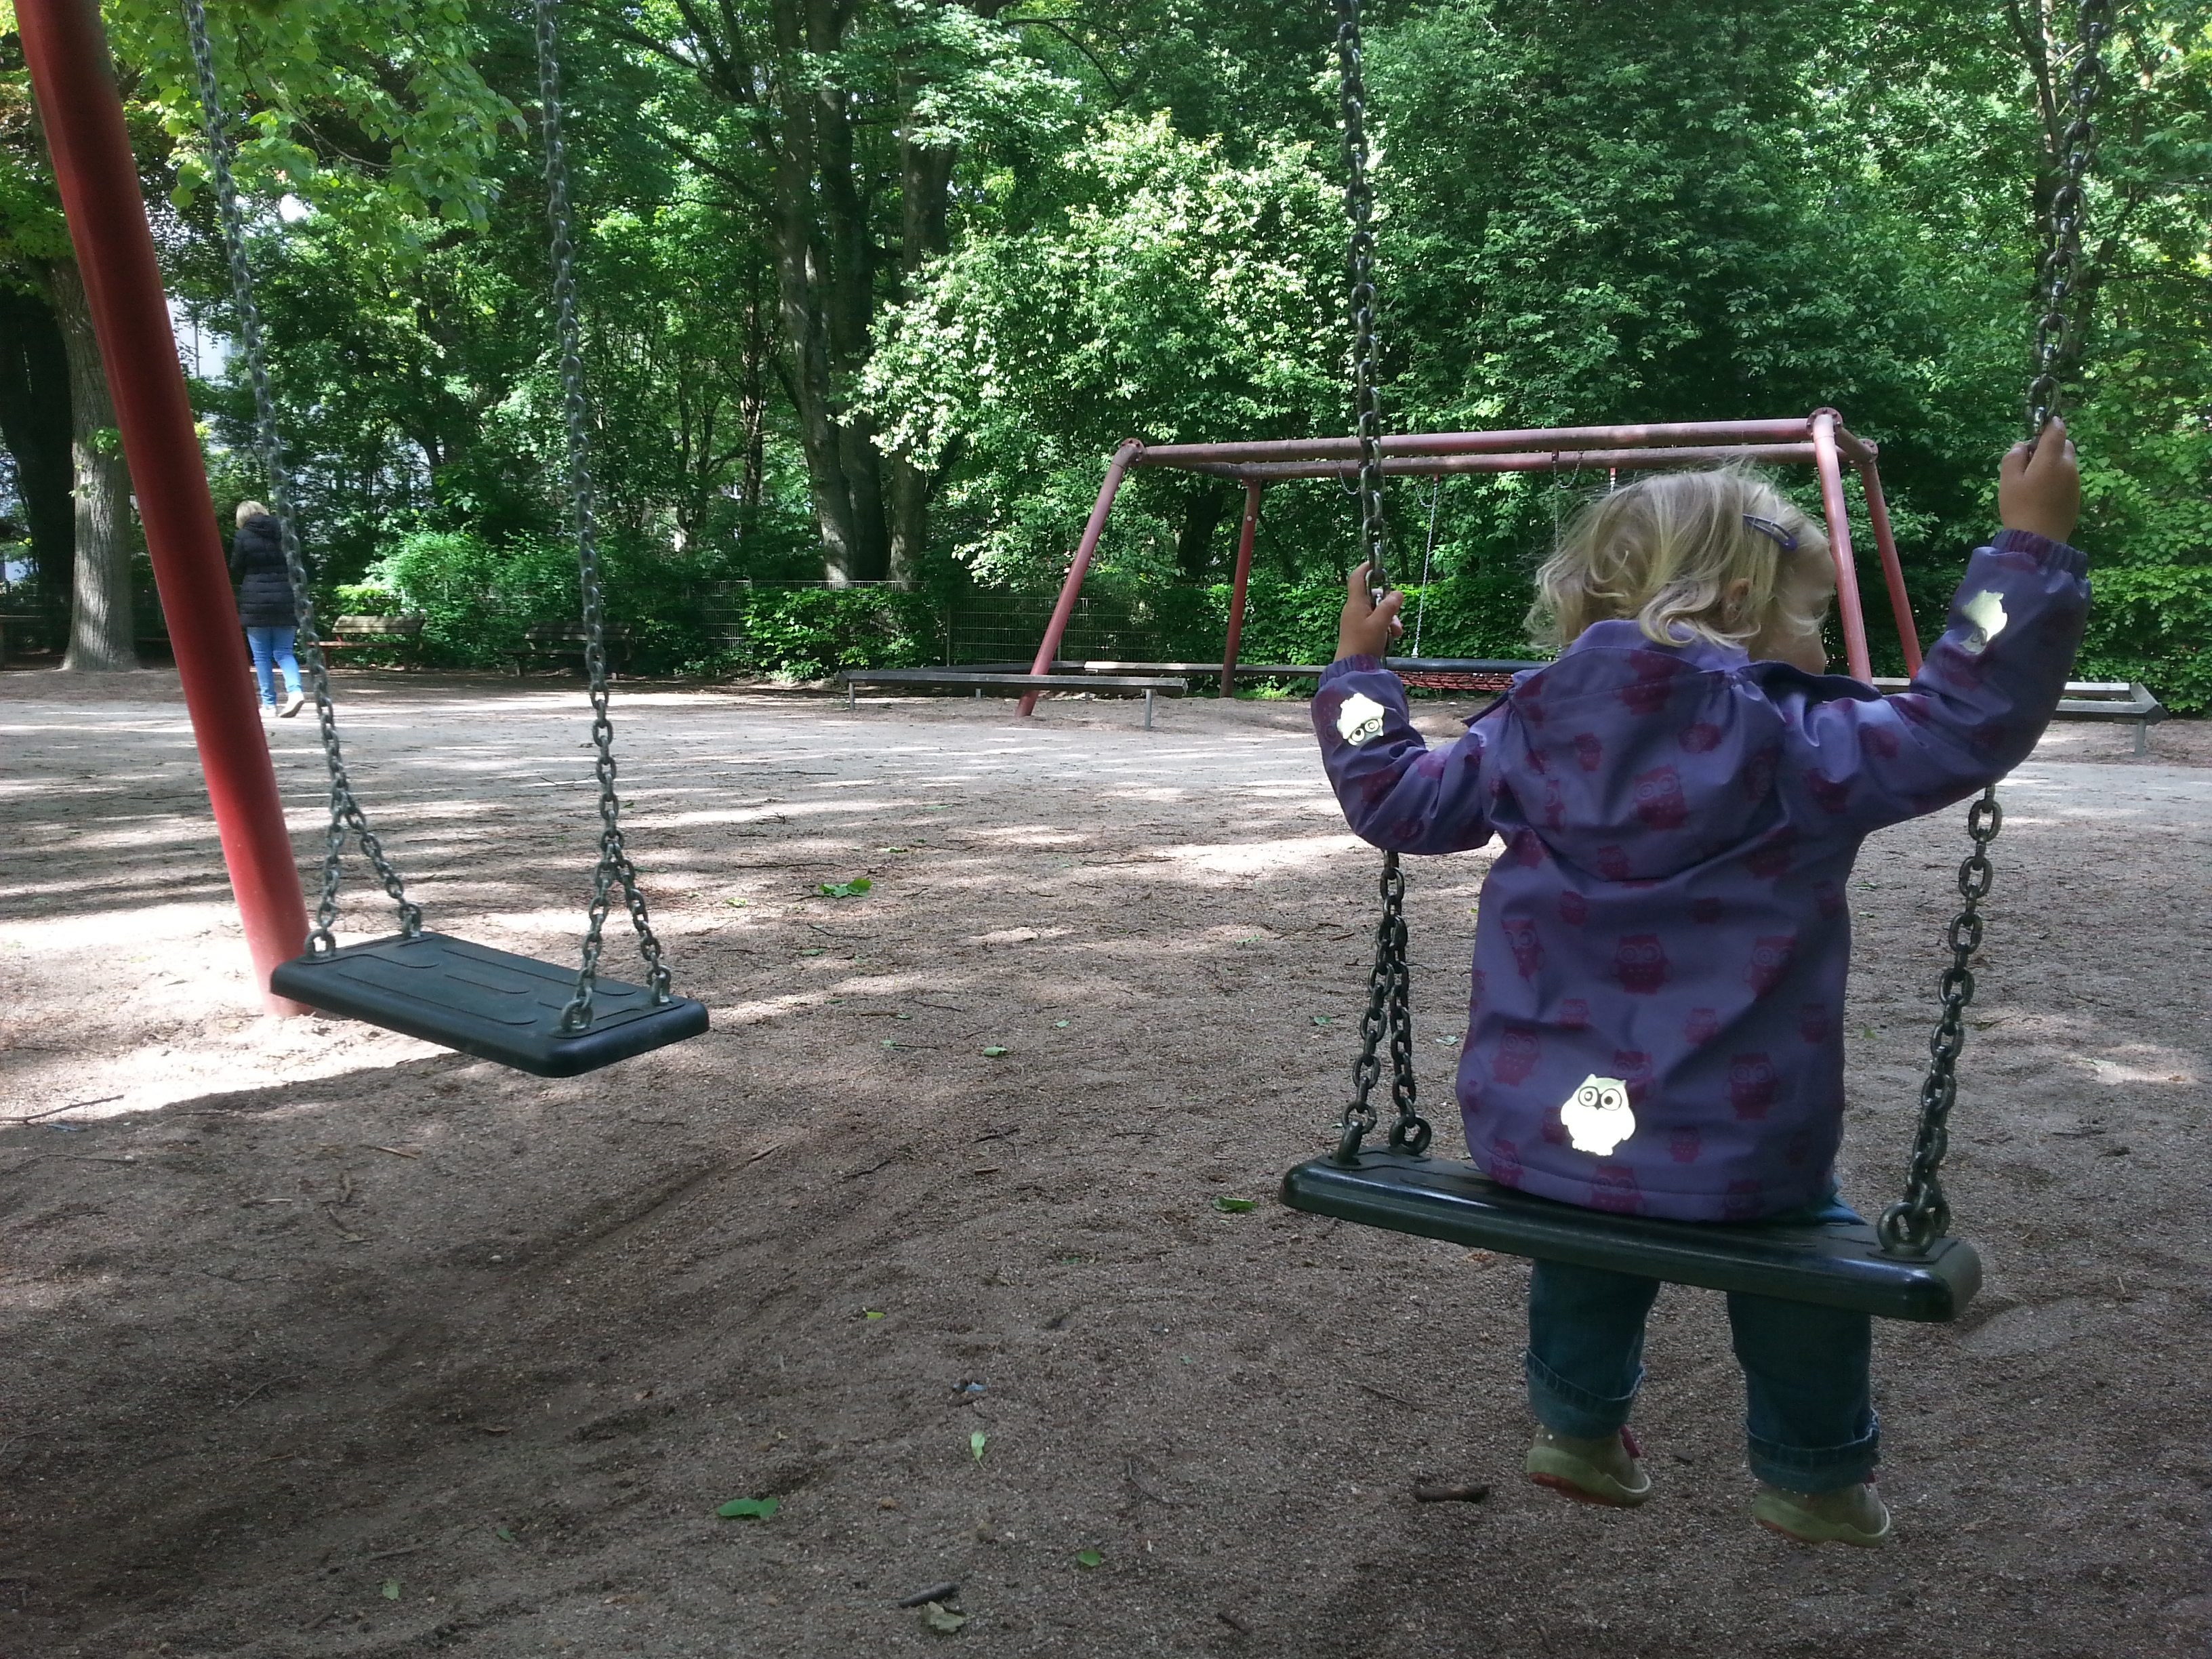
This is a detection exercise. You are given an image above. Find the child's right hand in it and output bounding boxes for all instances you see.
[1336,562,1405,661]
[1998,416,2081,546]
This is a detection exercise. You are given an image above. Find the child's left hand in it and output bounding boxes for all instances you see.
[1336,562,1404,661]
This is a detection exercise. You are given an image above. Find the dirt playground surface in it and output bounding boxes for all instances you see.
[2,669,2207,1658]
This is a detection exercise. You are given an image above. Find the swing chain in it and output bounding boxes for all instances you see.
[1336,853,1429,1162]
[1336,0,1388,590]
[1885,0,2108,1252]
[1328,0,1425,1164]
[181,0,420,956]
[1881,788,2001,1253]
[2027,0,2113,435]
[533,0,674,1030]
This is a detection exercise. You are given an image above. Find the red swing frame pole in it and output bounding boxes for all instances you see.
[1219,482,1265,696]
[1020,438,1141,716]
[20,0,310,1014]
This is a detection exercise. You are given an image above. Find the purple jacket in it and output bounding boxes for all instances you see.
[1313,529,2089,1221]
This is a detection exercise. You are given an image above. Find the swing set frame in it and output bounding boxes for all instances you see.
[1017,409,1925,714]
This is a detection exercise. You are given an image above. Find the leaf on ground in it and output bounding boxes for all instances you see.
[1212,1196,1257,1214]
[1075,1549,1103,1569]
[819,877,873,898]
[922,1601,968,1633]
[1311,1016,1333,1026]
[494,1525,516,1543]
[981,1045,1008,1057]
[1053,1019,1069,1028]
[724,897,749,907]
[969,1429,987,1463]
[716,1496,780,1520]
[381,1580,401,1600]
[863,1309,885,1319]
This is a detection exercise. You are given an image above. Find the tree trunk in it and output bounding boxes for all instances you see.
[887,124,957,589]
[737,264,768,535]
[40,260,137,671]
[1176,483,1233,581]
[0,285,77,629]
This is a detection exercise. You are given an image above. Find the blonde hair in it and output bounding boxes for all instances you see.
[236,500,270,526]
[1528,466,1830,652]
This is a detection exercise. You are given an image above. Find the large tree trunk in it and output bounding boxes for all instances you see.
[0,285,77,629]
[40,260,138,671]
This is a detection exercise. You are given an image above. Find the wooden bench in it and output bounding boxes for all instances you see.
[1874,677,2168,754]
[510,621,632,676]
[841,668,1188,729]
[319,613,426,663]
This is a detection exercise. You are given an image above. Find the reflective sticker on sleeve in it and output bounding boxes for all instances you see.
[1335,691,1389,746]
[1959,588,2008,655]
[1559,1074,1635,1156]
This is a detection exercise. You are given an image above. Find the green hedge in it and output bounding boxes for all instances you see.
[2077,564,2212,715]
[340,530,2211,712]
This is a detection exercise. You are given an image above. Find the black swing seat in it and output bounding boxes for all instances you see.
[270,933,710,1078]
[1282,1151,1980,1322]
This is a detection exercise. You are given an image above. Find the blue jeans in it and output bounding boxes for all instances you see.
[246,626,302,708]
[1524,1190,1878,1492]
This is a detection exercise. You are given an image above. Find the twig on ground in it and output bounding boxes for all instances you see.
[364,1541,430,1562]
[1354,1381,1424,1410]
[893,1581,960,1609]
[745,1143,783,1165]
[225,1376,300,1410]
[365,1145,421,1158]
[1,1096,123,1124]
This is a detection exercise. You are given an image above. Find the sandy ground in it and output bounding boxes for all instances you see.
[1,668,2207,1658]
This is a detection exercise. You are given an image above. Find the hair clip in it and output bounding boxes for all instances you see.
[1742,514,1798,553]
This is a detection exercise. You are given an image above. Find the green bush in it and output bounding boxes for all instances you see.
[734,588,947,680]
[2078,564,2212,716]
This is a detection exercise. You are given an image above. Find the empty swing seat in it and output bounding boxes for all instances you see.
[271,933,710,1078]
[1282,1150,1980,1322]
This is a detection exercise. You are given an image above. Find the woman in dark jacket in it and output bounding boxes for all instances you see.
[230,501,304,716]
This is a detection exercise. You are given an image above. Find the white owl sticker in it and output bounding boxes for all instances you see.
[1334,691,1389,746]
[1559,1073,1636,1156]
[1959,588,2008,655]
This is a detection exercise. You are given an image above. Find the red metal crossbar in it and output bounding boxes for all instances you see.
[1019,410,1923,713]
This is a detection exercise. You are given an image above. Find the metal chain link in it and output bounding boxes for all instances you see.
[182,0,420,955]
[2028,0,2114,434]
[1336,0,1389,591]
[1330,0,1427,1166]
[533,0,672,1029]
[1881,790,2001,1252]
[1336,853,1430,1161]
[1884,0,2110,1252]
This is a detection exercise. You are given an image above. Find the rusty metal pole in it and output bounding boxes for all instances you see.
[1810,409,1875,683]
[1856,457,1924,676]
[1019,439,1141,716]
[18,0,309,1012]
[1218,482,1264,697]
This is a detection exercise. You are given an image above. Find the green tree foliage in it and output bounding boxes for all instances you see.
[0,0,2203,700]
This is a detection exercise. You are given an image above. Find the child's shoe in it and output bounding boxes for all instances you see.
[1524,1426,1652,1507]
[1753,1481,1891,1547]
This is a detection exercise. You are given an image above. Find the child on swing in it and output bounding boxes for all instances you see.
[1312,425,2087,1547]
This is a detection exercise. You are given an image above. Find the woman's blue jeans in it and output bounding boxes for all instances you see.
[1524,1191,1879,1493]
[245,626,302,708]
